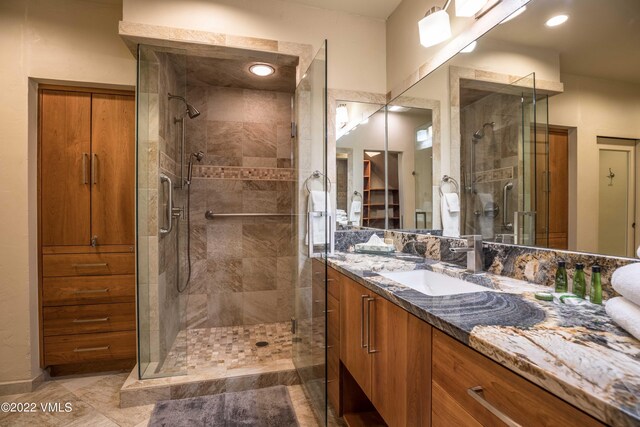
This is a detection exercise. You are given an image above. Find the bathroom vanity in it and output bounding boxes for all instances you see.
[314,254,639,427]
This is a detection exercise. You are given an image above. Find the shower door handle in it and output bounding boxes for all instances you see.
[503,182,513,230]
[160,173,173,236]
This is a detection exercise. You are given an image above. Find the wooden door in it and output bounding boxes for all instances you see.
[91,94,135,245]
[340,277,372,398]
[40,90,92,246]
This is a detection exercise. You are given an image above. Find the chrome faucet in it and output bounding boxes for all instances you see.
[449,235,484,274]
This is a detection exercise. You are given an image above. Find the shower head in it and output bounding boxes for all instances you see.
[473,122,496,140]
[168,93,201,119]
[186,151,205,185]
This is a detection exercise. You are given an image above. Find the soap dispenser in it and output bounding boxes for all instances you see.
[590,265,602,304]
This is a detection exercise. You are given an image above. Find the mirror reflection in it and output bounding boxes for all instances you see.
[334,0,640,259]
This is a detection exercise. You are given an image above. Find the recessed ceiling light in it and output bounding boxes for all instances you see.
[500,5,526,24]
[460,41,477,53]
[545,14,568,27]
[249,64,275,76]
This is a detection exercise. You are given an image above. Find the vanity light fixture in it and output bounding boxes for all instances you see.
[455,0,488,17]
[419,5,452,48]
[365,151,381,157]
[361,117,370,125]
[388,105,410,112]
[545,14,568,27]
[336,104,349,128]
[500,5,526,24]
[249,64,275,76]
[460,40,477,53]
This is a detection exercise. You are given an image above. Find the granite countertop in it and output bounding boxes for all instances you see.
[325,251,640,427]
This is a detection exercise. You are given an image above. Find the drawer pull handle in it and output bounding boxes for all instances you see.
[72,317,109,323]
[367,297,378,354]
[73,346,110,353]
[467,386,522,427]
[73,289,109,294]
[71,263,108,268]
[361,294,368,348]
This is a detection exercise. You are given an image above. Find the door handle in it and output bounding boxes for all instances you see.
[91,153,98,184]
[366,297,378,354]
[360,294,368,348]
[503,181,513,230]
[160,173,173,235]
[82,153,89,184]
[467,386,522,427]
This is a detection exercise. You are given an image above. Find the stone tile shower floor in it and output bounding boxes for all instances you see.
[157,321,292,375]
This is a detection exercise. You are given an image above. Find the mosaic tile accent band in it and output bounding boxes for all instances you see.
[192,165,295,181]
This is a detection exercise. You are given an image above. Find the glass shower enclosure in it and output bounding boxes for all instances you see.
[135,40,329,425]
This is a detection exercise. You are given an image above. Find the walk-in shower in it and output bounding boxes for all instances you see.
[135,41,329,424]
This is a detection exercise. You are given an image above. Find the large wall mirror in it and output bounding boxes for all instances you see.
[335,0,640,259]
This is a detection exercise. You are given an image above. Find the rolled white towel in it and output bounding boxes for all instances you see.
[611,263,640,306]
[605,297,640,341]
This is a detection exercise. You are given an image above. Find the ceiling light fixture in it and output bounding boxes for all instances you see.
[336,104,349,128]
[388,105,410,112]
[545,14,568,27]
[460,40,477,53]
[249,64,275,76]
[455,0,488,17]
[500,5,526,24]
[418,0,452,48]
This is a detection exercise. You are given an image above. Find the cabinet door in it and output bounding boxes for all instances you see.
[340,277,372,398]
[370,295,408,426]
[40,90,91,246]
[91,94,135,245]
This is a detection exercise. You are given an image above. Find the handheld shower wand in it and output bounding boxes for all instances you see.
[187,151,205,185]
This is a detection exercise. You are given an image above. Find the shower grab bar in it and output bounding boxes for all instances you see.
[205,210,294,219]
[502,181,513,230]
[160,173,173,235]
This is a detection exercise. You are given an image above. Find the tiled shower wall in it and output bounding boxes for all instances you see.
[460,91,520,240]
[184,84,297,328]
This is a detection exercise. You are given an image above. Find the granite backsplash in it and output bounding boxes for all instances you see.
[379,230,640,300]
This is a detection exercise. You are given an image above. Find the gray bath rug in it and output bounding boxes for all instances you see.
[148,385,300,427]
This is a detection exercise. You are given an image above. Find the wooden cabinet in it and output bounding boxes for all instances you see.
[432,329,604,427]
[39,87,135,373]
[340,272,432,427]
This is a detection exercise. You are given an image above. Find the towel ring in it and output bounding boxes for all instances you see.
[304,170,332,193]
[439,175,459,197]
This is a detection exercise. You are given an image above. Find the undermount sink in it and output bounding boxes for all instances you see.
[377,269,494,296]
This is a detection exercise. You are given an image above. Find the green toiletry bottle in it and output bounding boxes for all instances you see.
[555,260,568,293]
[590,265,602,305]
[573,263,586,299]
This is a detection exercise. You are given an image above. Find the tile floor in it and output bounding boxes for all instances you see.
[158,321,292,374]
[0,372,318,426]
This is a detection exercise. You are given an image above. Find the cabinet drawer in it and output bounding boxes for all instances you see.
[43,253,134,277]
[44,330,136,365]
[42,275,134,306]
[43,303,135,336]
[432,330,604,427]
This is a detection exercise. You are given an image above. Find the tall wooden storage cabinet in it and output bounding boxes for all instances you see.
[38,87,136,374]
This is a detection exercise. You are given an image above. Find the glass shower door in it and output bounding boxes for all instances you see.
[136,44,189,379]
[293,41,328,425]
[460,73,548,245]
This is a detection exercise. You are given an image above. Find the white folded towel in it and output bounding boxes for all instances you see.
[477,193,494,239]
[443,193,460,212]
[611,263,640,306]
[605,297,640,341]
[349,200,362,224]
[306,190,331,246]
[441,194,460,237]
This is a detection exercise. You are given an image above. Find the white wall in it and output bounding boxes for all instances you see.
[550,73,640,253]
[0,0,135,385]
[122,0,387,94]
